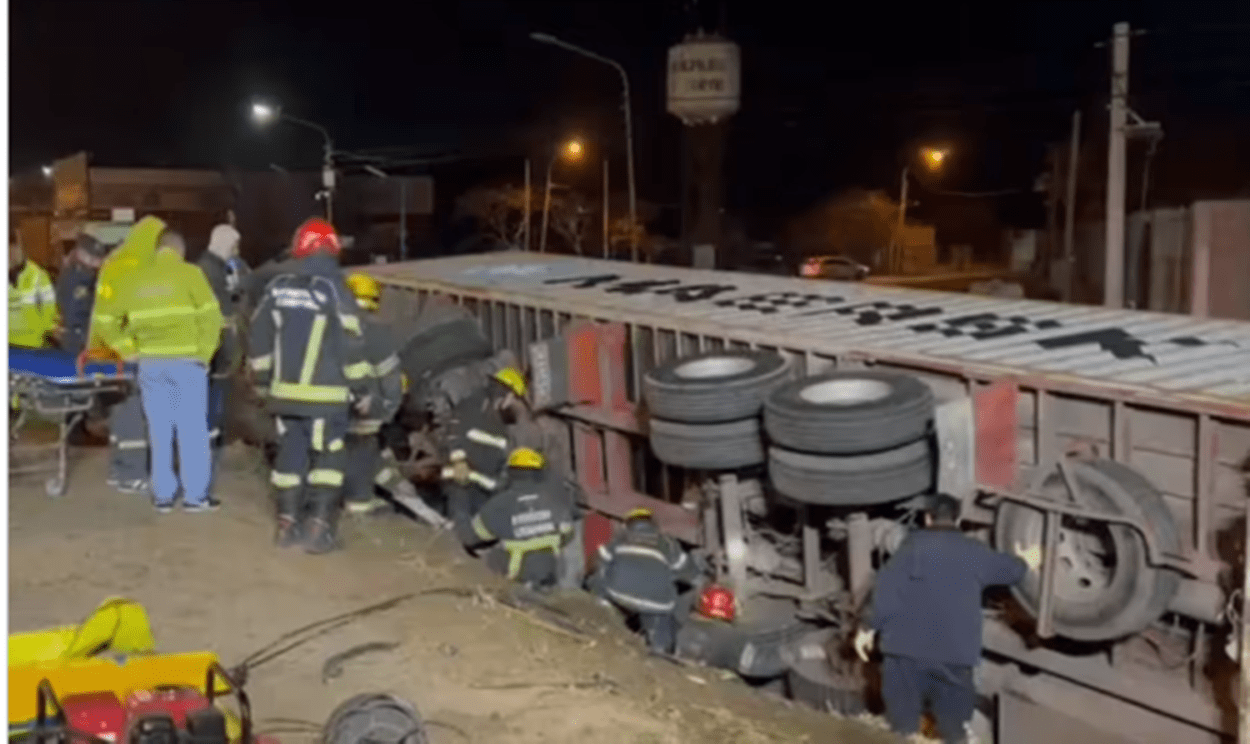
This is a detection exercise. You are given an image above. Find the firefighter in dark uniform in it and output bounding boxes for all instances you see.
[441,367,528,546]
[247,217,376,554]
[591,508,702,654]
[56,232,109,356]
[465,447,577,589]
[342,272,405,514]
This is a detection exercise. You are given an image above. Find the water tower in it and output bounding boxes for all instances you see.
[666,32,740,269]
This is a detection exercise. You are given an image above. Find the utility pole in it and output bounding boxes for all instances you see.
[523,159,532,250]
[894,166,910,274]
[1062,111,1081,301]
[1103,22,1130,308]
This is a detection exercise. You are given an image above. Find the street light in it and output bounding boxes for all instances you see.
[530,32,638,262]
[40,165,52,178]
[250,98,337,223]
[540,138,585,253]
[891,146,949,272]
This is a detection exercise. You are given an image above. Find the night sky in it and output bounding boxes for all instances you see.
[11,0,1250,234]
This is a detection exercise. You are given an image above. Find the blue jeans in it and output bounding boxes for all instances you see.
[881,654,975,744]
[207,376,229,491]
[137,359,211,505]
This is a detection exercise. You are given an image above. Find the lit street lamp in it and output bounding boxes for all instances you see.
[40,165,52,178]
[539,138,585,253]
[891,146,949,272]
[530,32,639,262]
[251,100,338,223]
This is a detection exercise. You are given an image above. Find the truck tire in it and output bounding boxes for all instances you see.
[768,440,934,506]
[993,458,1182,643]
[400,318,494,408]
[676,616,814,680]
[649,418,765,470]
[763,371,934,455]
[643,351,791,424]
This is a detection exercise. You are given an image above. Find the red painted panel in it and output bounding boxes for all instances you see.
[975,379,1019,490]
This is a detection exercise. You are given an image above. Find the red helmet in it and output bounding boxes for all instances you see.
[697,584,736,623]
[291,217,341,258]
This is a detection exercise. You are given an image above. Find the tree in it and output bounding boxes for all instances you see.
[549,192,595,255]
[454,184,541,247]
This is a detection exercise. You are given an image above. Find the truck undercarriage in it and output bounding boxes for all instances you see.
[362,252,1249,744]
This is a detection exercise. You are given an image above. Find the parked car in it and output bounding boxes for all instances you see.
[799,255,870,281]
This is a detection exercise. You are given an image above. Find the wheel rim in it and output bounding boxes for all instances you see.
[674,356,755,379]
[798,379,891,405]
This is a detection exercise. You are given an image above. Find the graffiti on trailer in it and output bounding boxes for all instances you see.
[542,273,1240,364]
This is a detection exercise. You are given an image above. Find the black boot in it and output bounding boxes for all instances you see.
[303,488,342,555]
[274,488,303,548]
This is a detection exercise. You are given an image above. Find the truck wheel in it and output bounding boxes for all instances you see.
[644,351,791,423]
[993,458,1182,643]
[676,616,814,680]
[763,371,934,455]
[649,418,765,470]
[400,318,494,407]
[767,440,934,506]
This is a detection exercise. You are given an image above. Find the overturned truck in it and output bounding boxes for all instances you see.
[366,252,1249,744]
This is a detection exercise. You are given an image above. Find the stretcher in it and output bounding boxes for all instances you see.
[8,347,135,497]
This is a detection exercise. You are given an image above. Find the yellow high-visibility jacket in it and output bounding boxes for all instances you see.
[8,260,59,348]
[123,248,224,365]
[90,216,165,357]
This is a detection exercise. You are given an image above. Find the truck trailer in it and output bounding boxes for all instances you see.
[365,251,1249,744]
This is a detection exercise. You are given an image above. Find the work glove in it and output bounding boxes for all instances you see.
[448,452,470,485]
[1014,542,1043,573]
[853,627,877,663]
[353,394,373,416]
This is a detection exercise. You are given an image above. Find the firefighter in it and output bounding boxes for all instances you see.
[55,232,108,355]
[342,272,405,515]
[854,493,1039,744]
[247,217,375,554]
[9,232,60,349]
[198,223,243,483]
[441,367,529,547]
[122,230,224,512]
[591,508,702,655]
[91,217,171,493]
[465,447,576,589]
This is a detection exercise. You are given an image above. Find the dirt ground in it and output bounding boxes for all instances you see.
[9,441,899,744]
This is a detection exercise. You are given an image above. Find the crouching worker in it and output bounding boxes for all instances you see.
[464,447,576,590]
[441,367,528,545]
[342,272,404,515]
[590,508,701,655]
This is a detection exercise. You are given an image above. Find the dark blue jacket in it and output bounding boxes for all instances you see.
[866,527,1027,666]
[55,262,98,355]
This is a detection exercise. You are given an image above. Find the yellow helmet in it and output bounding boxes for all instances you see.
[507,447,545,470]
[493,367,527,398]
[346,273,381,311]
[626,507,653,521]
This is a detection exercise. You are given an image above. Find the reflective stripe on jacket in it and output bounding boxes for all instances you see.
[598,520,697,614]
[123,249,224,364]
[469,468,576,579]
[90,216,165,355]
[246,254,373,417]
[9,260,59,348]
[349,315,403,434]
[441,390,510,491]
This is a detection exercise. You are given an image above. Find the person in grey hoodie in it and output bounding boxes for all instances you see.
[198,224,243,482]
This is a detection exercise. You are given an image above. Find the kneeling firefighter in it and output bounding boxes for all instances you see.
[591,508,702,655]
[465,447,576,589]
[341,273,446,527]
[441,366,529,544]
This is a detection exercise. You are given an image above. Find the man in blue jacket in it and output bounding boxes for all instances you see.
[854,493,1039,744]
